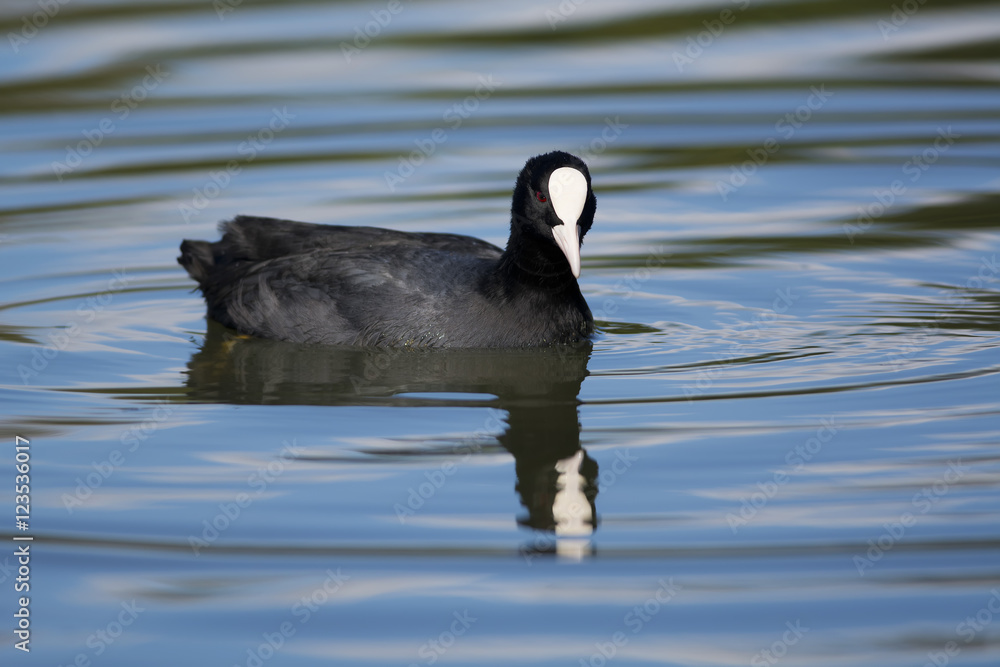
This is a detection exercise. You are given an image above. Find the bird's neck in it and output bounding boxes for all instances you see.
[496,228,578,291]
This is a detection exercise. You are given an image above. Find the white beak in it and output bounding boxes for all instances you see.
[548,167,588,278]
[551,222,581,278]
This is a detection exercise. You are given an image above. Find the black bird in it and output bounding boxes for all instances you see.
[178,151,596,348]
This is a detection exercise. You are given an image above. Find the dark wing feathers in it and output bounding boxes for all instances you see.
[216,215,502,261]
[179,216,501,345]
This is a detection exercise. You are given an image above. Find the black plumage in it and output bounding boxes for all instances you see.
[178,151,596,348]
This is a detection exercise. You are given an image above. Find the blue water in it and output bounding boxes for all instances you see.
[2,0,1000,665]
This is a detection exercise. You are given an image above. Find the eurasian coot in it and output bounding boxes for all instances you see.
[178,151,596,347]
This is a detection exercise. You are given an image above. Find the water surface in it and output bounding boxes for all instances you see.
[2,0,1000,665]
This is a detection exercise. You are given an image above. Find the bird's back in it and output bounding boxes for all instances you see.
[180,216,507,346]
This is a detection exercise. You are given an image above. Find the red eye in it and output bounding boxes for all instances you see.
[535,191,547,203]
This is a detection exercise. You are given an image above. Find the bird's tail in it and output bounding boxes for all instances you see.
[177,239,215,287]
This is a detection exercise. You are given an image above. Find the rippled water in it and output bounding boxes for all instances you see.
[2,0,1000,665]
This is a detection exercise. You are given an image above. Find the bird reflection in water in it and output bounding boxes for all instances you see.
[184,321,599,558]
[516,448,598,561]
